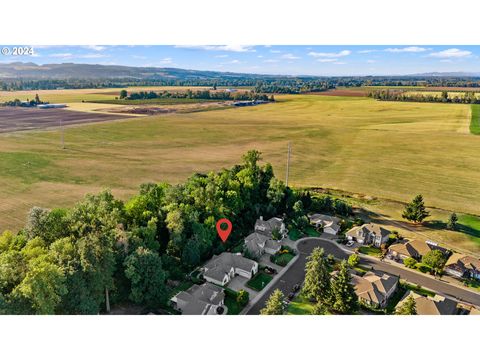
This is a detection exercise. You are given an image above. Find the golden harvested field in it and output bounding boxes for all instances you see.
[0,94,479,252]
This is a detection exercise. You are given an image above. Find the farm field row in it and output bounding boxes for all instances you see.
[0,94,479,254]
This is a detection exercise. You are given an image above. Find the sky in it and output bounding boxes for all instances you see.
[2,45,480,76]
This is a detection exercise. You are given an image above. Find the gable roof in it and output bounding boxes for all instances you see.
[446,254,480,273]
[389,239,432,258]
[308,214,341,228]
[203,252,257,282]
[245,232,281,256]
[174,283,225,315]
[396,290,458,315]
[346,223,390,240]
[254,217,284,236]
[352,271,398,305]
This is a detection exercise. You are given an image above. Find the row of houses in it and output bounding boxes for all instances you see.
[350,268,477,315]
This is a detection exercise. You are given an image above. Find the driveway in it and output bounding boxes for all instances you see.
[228,275,257,297]
[245,237,480,314]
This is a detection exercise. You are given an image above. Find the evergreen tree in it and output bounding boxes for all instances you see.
[446,212,458,231]
[260,289,285,315]
[396,295,417,315]
[331,260,358,314]
[302,247,331,305]
[402,194,430,223]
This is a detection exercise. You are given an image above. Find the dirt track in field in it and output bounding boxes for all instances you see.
[0,107,132,133]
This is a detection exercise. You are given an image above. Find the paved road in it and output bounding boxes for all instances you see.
[246,237,480,314]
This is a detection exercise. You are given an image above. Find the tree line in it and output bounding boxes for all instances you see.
[369,89,480,104]
[120,89,274,102]
[0,150,351,315]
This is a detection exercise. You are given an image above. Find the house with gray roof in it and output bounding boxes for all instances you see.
[244,231,281,258]
[254,216,287,238]
[351,270,399,308]
[171,282,226,315]
[346,223,391,247]
[308,213,341,235]
[201,252,258,286]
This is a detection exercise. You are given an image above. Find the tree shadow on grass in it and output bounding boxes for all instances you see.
[423,220,446,231]
[456,223,480,239]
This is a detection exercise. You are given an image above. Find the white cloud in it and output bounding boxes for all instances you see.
[308,50,351,58]
[175,45,255,52]
[317,58,337,63]
[384,46,427,53]
[281,53,300,60]
[50,53,73,58]
[429,48,472,58]
[215,54,229,58]
[158,57,173,64]
[257,55,264,58]
[83,45,106,51]
[229,59,240,64]
[80,53,107,59]
[333,62,346,65]
[270,49,282,53]
[366,59,376,63]
[358,49,378,54]
[264,59,279,63]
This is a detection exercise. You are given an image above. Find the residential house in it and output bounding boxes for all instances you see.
[308,214,341,235]
[201,252,258,286]
[351,270,399,308]
[387,239,432,261]
[244,231,281,258]
[171,282,226,315]
[346,223,391,247]
[395,290,458,315]
[444,253,480,280]
[254,216,287,238]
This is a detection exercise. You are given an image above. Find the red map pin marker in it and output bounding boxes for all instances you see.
[216,218,232,243]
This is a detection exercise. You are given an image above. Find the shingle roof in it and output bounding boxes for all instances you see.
[254,217,284,236]
[389,240,432,258]
[352,271,398,305]
[245,232,281,256]
[446,254,480,273]
[396,290,458,315]
[203,252,257,282]
[173,283,225,315]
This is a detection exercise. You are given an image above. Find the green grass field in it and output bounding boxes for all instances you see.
[471,104,480,135]
[88,98,218,105]
[1,94,480,254]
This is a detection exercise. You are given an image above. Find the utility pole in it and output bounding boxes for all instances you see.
[285,141,291,187]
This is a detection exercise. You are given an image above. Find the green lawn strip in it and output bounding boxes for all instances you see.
[463,278,480,292]
[287,294,315,315]
[358,246,382,258]
[470,104,480,135]
[402,281,435,297]
[457,214,480,245]
[272,253,295,267]
[246,272,273,291]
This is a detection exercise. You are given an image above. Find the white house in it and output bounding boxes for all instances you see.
[244,232,281,258]
[308,214,341,235]
[254,216,287,238]
[201,252,258,286]
[346,223,391,247]
[171,282,226,315]
[351,271,399,308]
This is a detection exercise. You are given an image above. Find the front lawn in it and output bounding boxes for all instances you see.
[271,246,296,267]
[224,289,246,315]
[287,294,315,315]
[358,246,382,258]
[288,228,302,240]
[246,272,273,291]
[304,226,321,237]
[403,282,435,297]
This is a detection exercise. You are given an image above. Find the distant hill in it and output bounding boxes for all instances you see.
[0,62,280,80]
[409,71,480,77]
